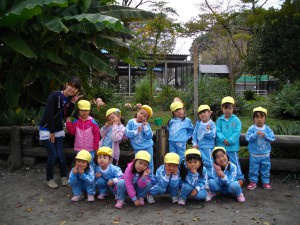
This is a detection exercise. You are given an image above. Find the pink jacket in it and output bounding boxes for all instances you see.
[123,162,149,200]
[66,116,100,151]
[99,124,125,160]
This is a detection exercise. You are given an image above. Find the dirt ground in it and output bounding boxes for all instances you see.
[0,161,299,225]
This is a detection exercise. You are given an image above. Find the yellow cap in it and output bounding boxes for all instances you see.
[75,149,92,162]
[221,96,235,105]
[97,146,113,156]
[141,105,153,118]
[198,104,211,113]
[78,100,91,110]
[170,101,184,112]
[106,108,121,117]
[135,150,151,163]
[253,106,267,116]
[212,146,226,156]
[185,148,201,157]
[164,153,180,164]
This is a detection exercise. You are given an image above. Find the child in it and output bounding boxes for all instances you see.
[99,108,125,165]
[246,107,275,190]
[208,147,246,202]
[216,96,244,185]
[125,105,154,175]
[68,149,96,202]
[168,101,194,162]
[95,147,123,200]
[66,100,100,166]
[192,104,216,180]
[115,151,151,208]
[147,152,180,204]
[39,77,82,188]
[178,148,209,205]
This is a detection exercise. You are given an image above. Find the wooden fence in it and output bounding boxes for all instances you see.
[0,126,300,172]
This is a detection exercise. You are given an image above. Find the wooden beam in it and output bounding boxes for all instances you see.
[10,126,22,170]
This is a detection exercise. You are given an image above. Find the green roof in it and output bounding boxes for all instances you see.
[236,75,269,83]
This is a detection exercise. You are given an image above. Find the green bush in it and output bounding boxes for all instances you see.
[271,81,300,119]
[134,76,154,104]
[243,90,256,101]
[0,108,39,126]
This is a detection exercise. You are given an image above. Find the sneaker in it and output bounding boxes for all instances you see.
[238,179,244,187]
[45,179,58,189]
[236,193,246,203]
[147,195,155,204]
[205,192,217,202]
[97,194,105,200]
[87,194,95,202]
[247,182,257,190]
[115,199,124,209]
[71,194,84,202]
[61,177,68,186]
[263,183,272,190]
[178,198,186,206]
[171,196,178,204]
[139,197,145,206]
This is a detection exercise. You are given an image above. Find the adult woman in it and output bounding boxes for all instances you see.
[39,77,82,188]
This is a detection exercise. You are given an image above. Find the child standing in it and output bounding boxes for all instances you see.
[178,148,209,205]
[192,104,216,180]
[147,152,180,204]
[208,147,246,202]
[99,108,125,165]
[95,147,123,200]
[69,149,96,202]
[168,101,194,162]
[246,107,275,190]
[125,105,154,174]
[216,96,244,185]
[39,77,82,188]
[115,151,151,208]
[66,100,100,163]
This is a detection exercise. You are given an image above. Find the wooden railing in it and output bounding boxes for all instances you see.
[0,126,299,171]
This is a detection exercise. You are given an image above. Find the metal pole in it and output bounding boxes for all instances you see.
[128,64,131,94]
[193,44,198,123]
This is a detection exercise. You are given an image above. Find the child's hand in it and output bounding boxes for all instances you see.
[72,166,78,174]
[105,122,110,127]
[165,169,171,176]
[191,189,198,197]
[71,93,83,103]
[193,144,198,149]
[223,139,229,146]
[216,170,225,178]
[213,163,221,172]
[172,168,179,175]
[134,199,141,207]
[257,131,265,137]
[95,172,101,178]
[143,168,150,177]
[107,180,114,186]
[206,124,211,130]
[137,126,143,133]
[143,121,148,126]
[78,168,84,175]
[66,117,71,122]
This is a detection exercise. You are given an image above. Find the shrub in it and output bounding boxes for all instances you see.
[243,90,256,101]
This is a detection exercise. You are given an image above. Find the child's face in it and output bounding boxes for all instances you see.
[214,150,229,168]
[134,159,149,173]
[221,104,234,119]
[186,158,201,173]
[198,110,211,123]
[165,163,179,175]
[75,159,88,170]
[173,108,185,119]
[136,109,149,123]
[79,109,89,120]
[254,113,266,128]
[97,154,112,168]
[107,113,120,125]
[64,84,79,97]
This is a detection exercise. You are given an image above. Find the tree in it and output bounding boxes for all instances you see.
[246,0,300,85]
[0,0,154,110]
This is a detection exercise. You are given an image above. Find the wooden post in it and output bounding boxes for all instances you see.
[10,126,22,170]
[155,126,168,168]
[193,44,199,123]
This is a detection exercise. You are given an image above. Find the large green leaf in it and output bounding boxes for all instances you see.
[39,49,67,65]
[1,31,37,58]
[42,16,69,33]
[65,46,117,75]
[4,72,20,108]
[0,0,69,27]
[64,13,123,31]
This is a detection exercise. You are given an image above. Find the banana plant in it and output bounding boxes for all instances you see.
[0,0,154,109]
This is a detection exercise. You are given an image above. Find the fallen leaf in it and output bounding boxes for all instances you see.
[251,217,261,223]
[25,207,32,212]
[263,222,271,225]
[16,202,23,208]
[192,216,200,221]
[112,217,121,224]
[284,194,292,197]
[59,220,67,225]
[156,211,160,214]
[39,198,43,203]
